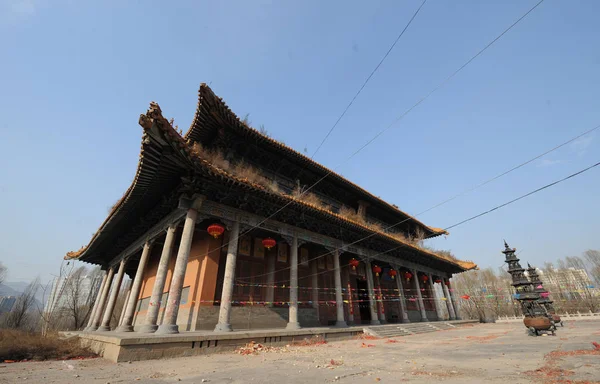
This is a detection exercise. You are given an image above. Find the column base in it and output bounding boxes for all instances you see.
[370,319,381,325]
[286,322,301,330]
[137,324,158,333]
[420,318,429,322]
[156,324,179,334]
[401,318,410,323]
[449,317,456,321]
[115,325,134,332]
[96,325,111,332]
[379,319,387,324]
[214,323,233,332]
[334,321,347,328]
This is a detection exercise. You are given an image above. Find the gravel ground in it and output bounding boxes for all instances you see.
[1,320,599,384]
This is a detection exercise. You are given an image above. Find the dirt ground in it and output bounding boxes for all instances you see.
[1,320,599,384]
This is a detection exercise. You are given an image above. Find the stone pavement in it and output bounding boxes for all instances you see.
[2,319,599,383]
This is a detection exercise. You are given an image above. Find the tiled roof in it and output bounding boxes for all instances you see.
[66,100,476,272]
[185,84,448,238]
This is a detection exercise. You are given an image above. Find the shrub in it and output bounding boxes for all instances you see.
[0,330,95,361]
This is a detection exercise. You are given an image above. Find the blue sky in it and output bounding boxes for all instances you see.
[1,0,598,283]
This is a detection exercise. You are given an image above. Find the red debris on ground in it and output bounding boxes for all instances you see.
[386,339,401,343]
[292,336,327,347]
[356,334,378,340]
[361,343,375,348]
[329,359,342,366]
[235,341,282,355]
[525,344,600,383]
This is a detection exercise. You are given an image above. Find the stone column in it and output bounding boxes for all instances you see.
[118,285,132,327]
[342,264,354,324]
[157,208,198,334]
[89,266,115,331]
[214,220,240,332]
[395,267,409,323]
[265,246,276,307]
[140,223,177,333]
[85,271,108,331]
[375,275,386,323]
[286,234,300,330]
[98,259,126,331]
[310,258,319,313]
[413,269,428,322]
[428,274,442,321]
[443,278,456,320]
[117,241,153,332]
[332,249,346,327]
[365,260,380,325]
[448,278,461,320]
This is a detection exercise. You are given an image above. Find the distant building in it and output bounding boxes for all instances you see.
[537,267,597,300]
[44,274,104,315]
[0,296,16,313]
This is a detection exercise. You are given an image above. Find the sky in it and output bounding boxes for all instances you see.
[0,0,599,284]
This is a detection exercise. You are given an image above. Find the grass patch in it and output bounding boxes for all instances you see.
[0,330,95,362]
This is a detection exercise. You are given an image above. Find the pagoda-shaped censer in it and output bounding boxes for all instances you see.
[527,263,563,327]
[503,241,555,336]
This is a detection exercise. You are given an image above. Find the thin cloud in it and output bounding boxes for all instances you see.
[536,158,563,167]
[570,135,594,157]
[10,0,35,14]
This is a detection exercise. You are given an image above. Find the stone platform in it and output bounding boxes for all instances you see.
[66,320,477,362]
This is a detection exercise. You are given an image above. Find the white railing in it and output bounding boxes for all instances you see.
[495,311,600,322]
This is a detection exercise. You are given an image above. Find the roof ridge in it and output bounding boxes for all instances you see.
[184,83,447,237]
[68,99,475,272]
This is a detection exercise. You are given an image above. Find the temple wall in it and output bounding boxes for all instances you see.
[132,231,223,330]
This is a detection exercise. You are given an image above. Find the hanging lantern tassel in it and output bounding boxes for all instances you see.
[373,265,382,277]
[388,269,397,280]
[461,294,471,300]
[262,237,277,250]
[350,258,360,271]
[207,223,225,238]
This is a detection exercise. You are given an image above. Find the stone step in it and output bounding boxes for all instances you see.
[365,321,463,338]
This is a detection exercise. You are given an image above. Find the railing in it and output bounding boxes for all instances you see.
[496,311,600,322]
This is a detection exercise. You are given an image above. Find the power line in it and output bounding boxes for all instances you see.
[310,0,428,159]
[227,0,545,259]
[237,122,597,283]
[444,160,600,231]
[179,1,547,279]
[262,159,600,285]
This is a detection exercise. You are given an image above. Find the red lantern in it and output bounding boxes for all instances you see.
[404,271,413,282]
[349,258,360,271]
[373,265,382,277]
[207,223,225,238]
[422,275,429,283]
[262,237,277,250]
[388,269,397,279]
[434,279,442,284]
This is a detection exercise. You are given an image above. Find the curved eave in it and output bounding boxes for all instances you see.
[68,101,474,272]
[184,83,447,238]
[65,103,190,264]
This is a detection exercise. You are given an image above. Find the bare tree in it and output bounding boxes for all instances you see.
[63,266,103,330]
[1,278,40,330]
[38,261,74,335]
[0,262,6,285]
[583,250,600,284]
